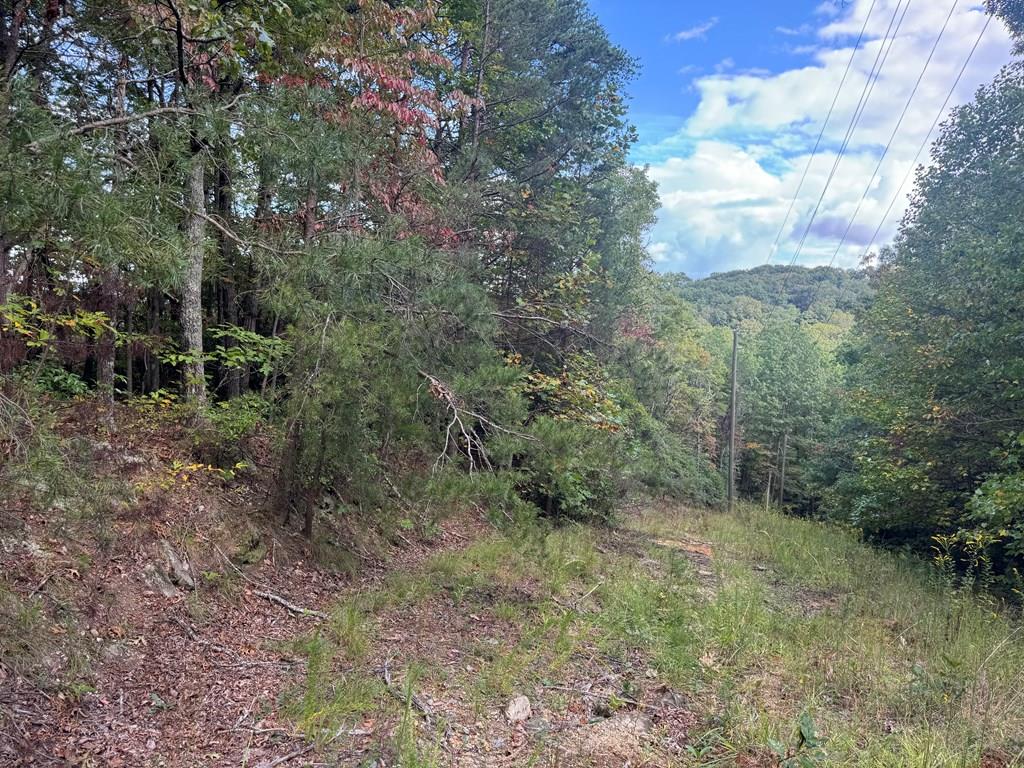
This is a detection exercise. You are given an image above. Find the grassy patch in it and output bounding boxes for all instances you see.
[282,503,1024,766]
[630,503,1024,766]
[283,631,389,743]
[0,577,94,694]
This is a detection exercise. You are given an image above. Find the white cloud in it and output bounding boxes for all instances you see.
[667,17,719,43]
[776,23,813,36]
[638,0,1014,276]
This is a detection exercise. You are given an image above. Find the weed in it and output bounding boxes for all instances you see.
[327,603,369,661]
[284,632,387,742]
[393,663,443,768]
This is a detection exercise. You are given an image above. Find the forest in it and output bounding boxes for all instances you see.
[2,0,1024,763]
[3,0,1024,590]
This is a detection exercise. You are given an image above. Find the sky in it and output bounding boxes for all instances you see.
[588,0,1014,277]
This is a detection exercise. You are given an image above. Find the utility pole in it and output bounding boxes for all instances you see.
[728,328,739,513]
[778,431,788,509]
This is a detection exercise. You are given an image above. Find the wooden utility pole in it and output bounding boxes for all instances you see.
[728,329,739,513]
[778,431,788,509]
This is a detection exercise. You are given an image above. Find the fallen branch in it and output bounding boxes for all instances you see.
[382,657,434,725]
[167,616,300,668]
[252,588,327,619]
[257,744,313,768]
[214,545,326,619]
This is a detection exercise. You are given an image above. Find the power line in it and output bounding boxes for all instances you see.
[782,0,913,273]
[763,0,879,267]
[764,0,913,324]
[821,0,960,271]
[820,9,993,327]
[860,11,992,261]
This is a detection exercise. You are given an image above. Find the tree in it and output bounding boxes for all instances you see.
[826,61,1024,581]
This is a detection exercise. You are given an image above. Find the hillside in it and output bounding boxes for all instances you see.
[670,265,874,326]
[5,1,1024,766]
[2,406,1021,766]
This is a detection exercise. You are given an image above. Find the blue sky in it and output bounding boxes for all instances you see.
[588,1,1014,277]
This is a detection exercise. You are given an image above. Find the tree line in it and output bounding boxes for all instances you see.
[0,0,730,538]
[2,0,1023,594]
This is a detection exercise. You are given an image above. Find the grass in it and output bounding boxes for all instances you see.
[281,503,1024,766]
[0,576,95,695]
[632,503,1024,766]
[283,630,389,743]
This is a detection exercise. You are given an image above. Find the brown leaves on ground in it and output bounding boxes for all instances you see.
[2,403,705,767]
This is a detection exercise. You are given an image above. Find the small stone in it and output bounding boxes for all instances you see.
[505,694,532,723]
[658,689,688,709]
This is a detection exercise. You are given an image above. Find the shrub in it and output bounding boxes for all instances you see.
[194,393,273,467]
[517,416,624,523]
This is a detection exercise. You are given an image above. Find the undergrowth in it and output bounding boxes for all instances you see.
[280,502,1024,766]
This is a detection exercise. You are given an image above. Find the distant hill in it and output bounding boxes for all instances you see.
[668,265,873,326]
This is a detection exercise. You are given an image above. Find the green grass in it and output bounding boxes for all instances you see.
[631,504,1024,766]
[281,503,1024,766]
[283,630,389,743]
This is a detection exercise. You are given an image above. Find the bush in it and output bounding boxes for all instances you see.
[622,405,725,506]
[516,416,624,524]
[194,393,273,467]
[34,365,89,398]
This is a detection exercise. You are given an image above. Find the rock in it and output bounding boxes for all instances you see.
[142,563,180,598]
[505,694,532,723]
[159,541,195,590]
[658,688,688,710]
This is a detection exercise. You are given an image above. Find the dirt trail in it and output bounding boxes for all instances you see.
[2,408,722,767]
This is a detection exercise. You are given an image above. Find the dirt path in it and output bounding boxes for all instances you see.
[2,408,730,767]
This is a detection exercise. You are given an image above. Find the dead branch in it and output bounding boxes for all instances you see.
[251,588,327,619]
[382,657,434,725]
[417,369,535,474]
[168,616,299,668]
[214,545,327,619]
[256,745,314,768]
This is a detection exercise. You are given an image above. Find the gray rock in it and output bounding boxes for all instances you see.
[160,541,195,590]
[505,694,532,723]
[658,689,688,709]
[142,563,180,598]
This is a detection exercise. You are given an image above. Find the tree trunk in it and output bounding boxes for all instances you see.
[215,148,240,398]
[0,240,10,305]
[96,268,118,429]
[124,303,133,396]
[778,432,789,508]
[303,177,317,242]
[466,0,491,180]
[144,288,161,393]
[181,148,207,409]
